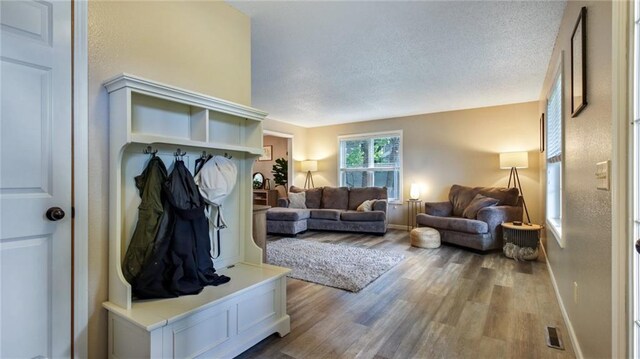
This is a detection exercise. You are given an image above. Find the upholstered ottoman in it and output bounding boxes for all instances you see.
[410,227,441,249]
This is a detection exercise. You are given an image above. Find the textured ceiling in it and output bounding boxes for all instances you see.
[228,1,566,128]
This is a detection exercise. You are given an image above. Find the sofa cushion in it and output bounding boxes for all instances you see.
[266,208,310,221]
[416,213,488,234]
[347,187,388,210]
[477,186,519,207]
[449,185,519,217]
[310,209,342,221]
[288,191,306,209]
[321,187,349,210]
[462,194,499,219]
[341,210,386,222]
[290,186,323,209]
[425,201,454,217]
[372,199,388,212]
[357,199,375,212]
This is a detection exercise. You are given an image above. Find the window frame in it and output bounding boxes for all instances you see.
[337,130,403,203]
[546,55,565,247]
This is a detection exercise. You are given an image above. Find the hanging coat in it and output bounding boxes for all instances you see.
[121,156,168,286]
[193,155,238,257]
[166,159,229,294]
[134,160,230,299]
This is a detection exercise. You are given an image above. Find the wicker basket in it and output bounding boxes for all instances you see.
[502,222,543,261]
[503,227,540,248]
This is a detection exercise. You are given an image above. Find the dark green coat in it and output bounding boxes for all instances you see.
[122,156,168,285]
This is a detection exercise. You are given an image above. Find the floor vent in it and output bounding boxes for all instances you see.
[545,326,565,350]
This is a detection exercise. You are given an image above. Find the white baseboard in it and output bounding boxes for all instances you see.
[540,243,584,359]
[388,224,410,231]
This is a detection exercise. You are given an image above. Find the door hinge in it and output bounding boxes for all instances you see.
[71,206,75,219]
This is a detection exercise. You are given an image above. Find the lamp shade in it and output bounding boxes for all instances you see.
[409,183,420,200]
[499,152,528,169]
[301,160,318,172]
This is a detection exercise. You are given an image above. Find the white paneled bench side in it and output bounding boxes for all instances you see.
[102,74,290,358]
[104,263,290,358]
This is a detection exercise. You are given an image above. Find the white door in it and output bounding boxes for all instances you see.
[0,1,72,358]
[634,0,640,355]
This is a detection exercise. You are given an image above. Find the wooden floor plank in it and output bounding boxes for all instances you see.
[343,299,415,359]
[241,230,575,359]
[467,267,497,304]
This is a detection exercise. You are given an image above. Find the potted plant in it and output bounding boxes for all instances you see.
[271,158,288,188]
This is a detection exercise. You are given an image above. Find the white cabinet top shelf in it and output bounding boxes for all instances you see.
[106,73,266,154]
[104,73,268,121]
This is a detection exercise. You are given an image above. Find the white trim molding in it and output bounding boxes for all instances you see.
[263,129,294,138]
[611,1,633,357]
[73,0,89,357]
[541,244,584,359]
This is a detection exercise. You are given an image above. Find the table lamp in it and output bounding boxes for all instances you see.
[409,183,420,200]
[499,151,531,223]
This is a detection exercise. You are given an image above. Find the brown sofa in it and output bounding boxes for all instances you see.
[416,184,523,251]
[266,186,388,235]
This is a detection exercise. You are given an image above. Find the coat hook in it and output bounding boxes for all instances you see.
[224,152,232,159]
[201,151,209,159]
[143,145,158,156]
[174,148,186,159]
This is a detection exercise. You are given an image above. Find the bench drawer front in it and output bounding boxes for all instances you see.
[167,305,233,358]
[237,284,277,334]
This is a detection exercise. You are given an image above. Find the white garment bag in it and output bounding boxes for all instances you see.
[194,155,238,258]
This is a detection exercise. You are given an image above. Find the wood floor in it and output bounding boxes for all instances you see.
[237,229,575,359]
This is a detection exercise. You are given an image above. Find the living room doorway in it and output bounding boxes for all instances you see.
[252,130,293,206]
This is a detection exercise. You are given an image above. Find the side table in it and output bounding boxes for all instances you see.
[501,222,543,260]
[406,199,423,231]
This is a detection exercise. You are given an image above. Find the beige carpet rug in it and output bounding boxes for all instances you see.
[266,237,405,292]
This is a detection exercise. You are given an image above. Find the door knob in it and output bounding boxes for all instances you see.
[636,239,640,254]
[46,207,65,221]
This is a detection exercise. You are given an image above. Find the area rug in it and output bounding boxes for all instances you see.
[266,238,405,292]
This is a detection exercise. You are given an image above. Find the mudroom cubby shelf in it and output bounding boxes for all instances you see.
[103,74,290,358]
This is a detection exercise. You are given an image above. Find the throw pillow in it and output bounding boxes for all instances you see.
[288,191,307,209]
[462,194,499,219]
[357,199,375,212]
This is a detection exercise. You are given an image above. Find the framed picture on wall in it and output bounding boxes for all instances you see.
[571,7,587,117]
[259,145,273,161]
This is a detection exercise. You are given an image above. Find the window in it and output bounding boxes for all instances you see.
[338,131,402,202]
[546,67,563,243]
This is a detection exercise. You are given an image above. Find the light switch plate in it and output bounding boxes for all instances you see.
[595,161,610,190]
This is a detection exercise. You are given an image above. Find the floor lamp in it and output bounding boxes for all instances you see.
[301,160,317,189]
[499,152,531,223]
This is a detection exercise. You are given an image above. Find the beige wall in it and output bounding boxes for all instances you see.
[302,102,541,226]
[87,2,250,357]
[538,1,612,357]
[253,135,289,186]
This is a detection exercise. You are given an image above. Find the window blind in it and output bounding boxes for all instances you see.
[547,74,562,163]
